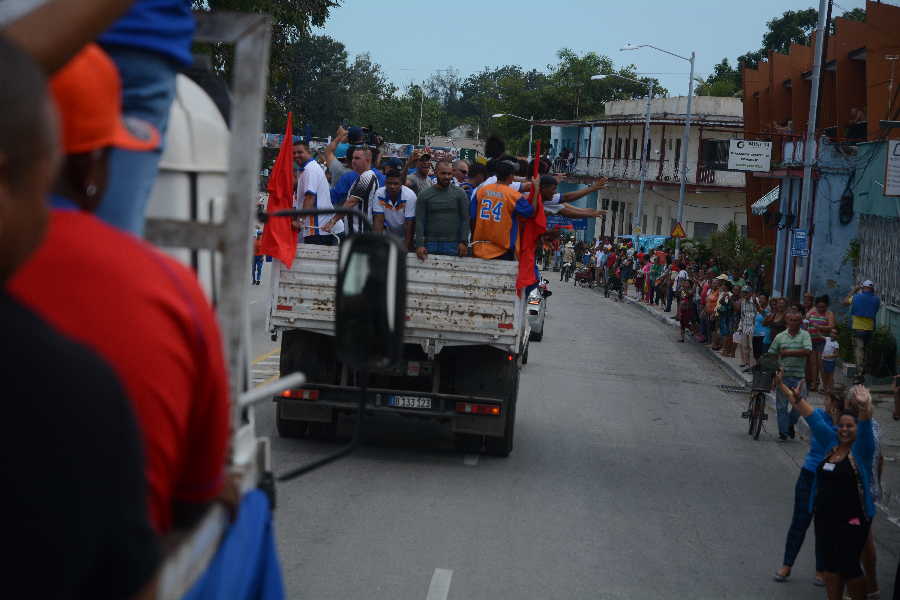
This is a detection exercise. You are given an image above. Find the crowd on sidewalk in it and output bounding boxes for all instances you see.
[564,235,900,600]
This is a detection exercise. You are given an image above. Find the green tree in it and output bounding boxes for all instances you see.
[193,0,339,130]
[268,34,352,135]
[737,6,867,70]
[707,222,773,274]
[695,58,742,97]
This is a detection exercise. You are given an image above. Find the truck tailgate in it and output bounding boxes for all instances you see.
[269,245,524,352]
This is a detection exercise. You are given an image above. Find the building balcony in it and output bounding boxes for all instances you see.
[563,156,745,189]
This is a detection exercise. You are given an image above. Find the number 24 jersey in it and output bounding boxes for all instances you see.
[471,183,535,259]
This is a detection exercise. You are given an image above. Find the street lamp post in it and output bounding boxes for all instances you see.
[591,74,654,251]
[491,113,534,161]
[622,44,695,258]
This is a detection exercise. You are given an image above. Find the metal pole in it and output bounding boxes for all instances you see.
[635,82,654,254]
[418,88,424,145]
[528,117,534,162]
[799,0,828,297]
[675,51,695,259]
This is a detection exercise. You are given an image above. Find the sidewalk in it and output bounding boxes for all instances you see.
[618,288,900,522]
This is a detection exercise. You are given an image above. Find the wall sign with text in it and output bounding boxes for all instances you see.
[885,139,900,197]
[727,139,773,172]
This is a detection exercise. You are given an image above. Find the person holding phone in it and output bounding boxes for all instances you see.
[776,376,876,600]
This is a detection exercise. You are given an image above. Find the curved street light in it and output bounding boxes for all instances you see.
[621,42,696,257]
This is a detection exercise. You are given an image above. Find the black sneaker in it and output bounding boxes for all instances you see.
[778,433,788,442]
[788,425,795,439]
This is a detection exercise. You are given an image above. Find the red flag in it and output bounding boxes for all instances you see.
[516,141,547,294]
[260,112,298,268]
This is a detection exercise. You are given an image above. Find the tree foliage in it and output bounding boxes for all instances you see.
[695,58,742,97]
[707,222,773,274]
[736,6,867,70]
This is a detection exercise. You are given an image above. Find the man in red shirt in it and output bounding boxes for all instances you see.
[9,44,229,534]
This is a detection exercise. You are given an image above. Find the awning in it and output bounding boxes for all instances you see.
[751,186,780,215]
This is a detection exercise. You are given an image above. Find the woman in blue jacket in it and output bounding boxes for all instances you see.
[776,373,876,600]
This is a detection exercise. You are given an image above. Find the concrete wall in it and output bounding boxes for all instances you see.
[604,96,743,119]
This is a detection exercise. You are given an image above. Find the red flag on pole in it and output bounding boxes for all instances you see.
[260,112,298,268]
[516,140,547,293]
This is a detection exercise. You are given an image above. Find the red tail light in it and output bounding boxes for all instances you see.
[455,402,501,416]
[280,389,319,400]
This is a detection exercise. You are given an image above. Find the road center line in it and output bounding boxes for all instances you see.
[463,454,479,466]
[425,568,453,600]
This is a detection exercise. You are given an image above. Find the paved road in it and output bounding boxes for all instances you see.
[250,274,897,599]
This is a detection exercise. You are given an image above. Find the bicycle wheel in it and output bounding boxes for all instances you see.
[746,396,756,435]
[751,392,765,440]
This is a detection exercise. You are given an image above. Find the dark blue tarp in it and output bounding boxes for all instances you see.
[183,490,284,600]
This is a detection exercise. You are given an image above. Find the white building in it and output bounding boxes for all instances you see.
[544,96,746,241]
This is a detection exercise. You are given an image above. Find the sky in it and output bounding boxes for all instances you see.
[315,0,869,99]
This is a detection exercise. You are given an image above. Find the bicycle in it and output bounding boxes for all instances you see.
[742,357,777,440]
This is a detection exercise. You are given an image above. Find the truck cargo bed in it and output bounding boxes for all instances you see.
[269,245,525,354]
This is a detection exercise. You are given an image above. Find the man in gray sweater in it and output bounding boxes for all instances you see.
[415,161,469,260]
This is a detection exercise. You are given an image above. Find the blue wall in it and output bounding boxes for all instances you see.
[557,182,598,240]
[808,141,858,315]
[853,141,900,217]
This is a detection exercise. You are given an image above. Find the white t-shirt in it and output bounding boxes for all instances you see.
[823,337,839,360]
[475,175,523,195]
[372,185,416,238]
[296,159,344,237]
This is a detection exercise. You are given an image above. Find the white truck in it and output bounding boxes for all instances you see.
[268,246,529,456]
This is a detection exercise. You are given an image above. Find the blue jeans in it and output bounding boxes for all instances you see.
[782,468,824,570]
[426,241,459,256]
[253,256,264,282]
[775,376,803,436]
[96,46,179,235]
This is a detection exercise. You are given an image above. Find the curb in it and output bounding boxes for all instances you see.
[619,291,900,527]
[620,293,748,387]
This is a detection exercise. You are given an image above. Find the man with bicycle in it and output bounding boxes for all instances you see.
[767,308,812,441]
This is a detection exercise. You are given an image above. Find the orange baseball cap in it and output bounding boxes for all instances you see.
[49,44,160,154]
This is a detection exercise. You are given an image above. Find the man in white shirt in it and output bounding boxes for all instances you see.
[373,169,416,251]
[595,246,607,286]
[294,142,344,245]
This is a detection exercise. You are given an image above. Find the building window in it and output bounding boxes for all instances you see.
[700,139,729,170]
[625,138,631,159]
[632,139,638,160]
[645,139,652,160]
[615,138,622,159]
[606,138,612,158]
[628,213,633,233]
[655,216,662,235]
[693,221,718,240]
[674,139,682,165]
[602,198,610,210]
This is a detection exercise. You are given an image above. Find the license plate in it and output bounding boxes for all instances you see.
[387,395,432,409]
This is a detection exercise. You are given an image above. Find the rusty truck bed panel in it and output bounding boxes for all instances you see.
[269,245,525,351]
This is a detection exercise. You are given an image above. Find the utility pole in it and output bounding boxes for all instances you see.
[674,51,695,259]
[799,0,829,296]
[418,88,424,146]
[636,82,655,254]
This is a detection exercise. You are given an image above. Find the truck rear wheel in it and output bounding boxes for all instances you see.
[484,369,519,457]
[275,400,308,439]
